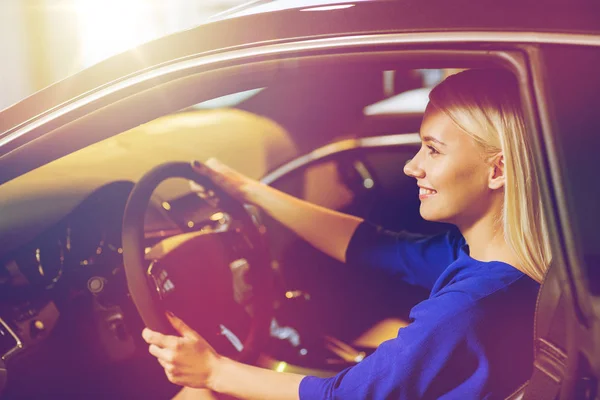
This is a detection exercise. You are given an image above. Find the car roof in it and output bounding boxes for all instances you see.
[1,0,599,137]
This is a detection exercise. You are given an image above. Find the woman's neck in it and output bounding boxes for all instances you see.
[457,210,520,267]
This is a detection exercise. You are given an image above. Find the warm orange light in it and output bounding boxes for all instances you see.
[74,0,159,67]
[210,212,224,221]
[275,362,287,373]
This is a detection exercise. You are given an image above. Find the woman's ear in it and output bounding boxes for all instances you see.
[488,153,505,190]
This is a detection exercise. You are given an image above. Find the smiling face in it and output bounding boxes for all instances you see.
[403,104,501,227]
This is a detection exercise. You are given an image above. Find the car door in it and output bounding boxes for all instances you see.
[522,43,600,399]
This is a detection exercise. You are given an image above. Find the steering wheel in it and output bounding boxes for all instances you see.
[122,161,273,362]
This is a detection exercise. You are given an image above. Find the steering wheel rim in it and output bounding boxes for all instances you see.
[122,161,272,361]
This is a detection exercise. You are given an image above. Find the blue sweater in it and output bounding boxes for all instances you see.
[299,222,539,399]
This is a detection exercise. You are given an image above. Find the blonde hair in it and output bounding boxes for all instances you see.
[428,69,550,282]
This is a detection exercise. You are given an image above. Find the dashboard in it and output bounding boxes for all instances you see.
[0,179,237,373]
[0,182,134,365]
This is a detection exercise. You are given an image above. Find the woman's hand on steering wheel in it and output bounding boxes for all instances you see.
[192,158,261,205]
[143,312,222,389]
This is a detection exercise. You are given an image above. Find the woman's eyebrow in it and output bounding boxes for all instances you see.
[421,135,447,146]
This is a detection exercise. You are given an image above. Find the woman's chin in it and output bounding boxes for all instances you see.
[419,206,449,224]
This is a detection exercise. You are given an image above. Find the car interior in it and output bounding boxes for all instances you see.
[0,51,556,399]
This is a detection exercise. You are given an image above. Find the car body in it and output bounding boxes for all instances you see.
[1,1,599,398]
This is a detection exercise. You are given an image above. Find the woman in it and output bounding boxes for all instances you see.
[142,69,551,399]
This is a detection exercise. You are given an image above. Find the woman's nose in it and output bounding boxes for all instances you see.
[403,155,425,179]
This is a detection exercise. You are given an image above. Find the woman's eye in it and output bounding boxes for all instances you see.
[426,145,440,155]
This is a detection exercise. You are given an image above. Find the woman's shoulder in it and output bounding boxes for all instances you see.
[410,273,538,334]
[430,261,540,313]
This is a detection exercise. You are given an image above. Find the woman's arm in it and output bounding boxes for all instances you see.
[195,159,363,263]
[211,358,303,400]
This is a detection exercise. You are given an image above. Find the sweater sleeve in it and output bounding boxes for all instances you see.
[345,221,464,289]
[298,293,487,400]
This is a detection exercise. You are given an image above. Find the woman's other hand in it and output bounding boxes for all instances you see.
[142,313,220,389]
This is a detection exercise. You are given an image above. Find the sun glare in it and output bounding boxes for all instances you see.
[74,0,160,67]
